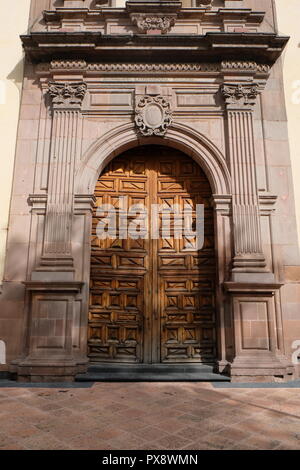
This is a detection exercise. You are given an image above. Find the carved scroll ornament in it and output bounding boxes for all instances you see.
[198,0,213,7]
[131,14,176,34]
[135,95,172,137]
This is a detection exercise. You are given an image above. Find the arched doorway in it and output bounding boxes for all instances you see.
[88,145,216,364]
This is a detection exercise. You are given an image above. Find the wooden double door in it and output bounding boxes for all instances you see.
[88,146,216,363]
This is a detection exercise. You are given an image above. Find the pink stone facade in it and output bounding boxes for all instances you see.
[1,0,300,382]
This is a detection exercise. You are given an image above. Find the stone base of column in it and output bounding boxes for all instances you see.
[229,354,294,383]
[224,281,295,382]
[39,255,74,268]
[10,280,87,383]
[10,357,88,383]
[232,253,267,272]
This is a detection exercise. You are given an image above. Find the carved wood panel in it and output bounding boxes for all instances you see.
[156,153,216,362]
[89,146,216,363]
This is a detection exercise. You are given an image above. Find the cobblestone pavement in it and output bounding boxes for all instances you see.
[0,382,300,450]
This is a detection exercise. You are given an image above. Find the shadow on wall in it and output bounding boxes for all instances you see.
[6,59,25,94]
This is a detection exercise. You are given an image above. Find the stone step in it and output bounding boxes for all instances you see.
[76,363,230,382]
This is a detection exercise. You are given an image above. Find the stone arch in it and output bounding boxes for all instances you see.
[75,122,231,196]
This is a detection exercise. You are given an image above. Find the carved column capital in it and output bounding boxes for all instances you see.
[221,83,259,110]
[48,81,87,109]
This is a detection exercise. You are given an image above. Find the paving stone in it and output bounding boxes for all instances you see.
[0,382,299,450]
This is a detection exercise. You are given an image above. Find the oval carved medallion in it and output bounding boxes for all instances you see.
[135,95,172,137]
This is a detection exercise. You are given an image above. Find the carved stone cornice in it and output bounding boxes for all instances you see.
[221,83,259,110]
[131,14,177,34]
[48,81,87,109]
[21,33,288,64]
[135,95,172,137]
[42,2,262,25]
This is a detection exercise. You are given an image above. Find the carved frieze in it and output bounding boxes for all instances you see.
[35,61,270,78]
[135,95,172,136]
[51,60,87,70]
[87,62,220,73]
[48,81,87,109]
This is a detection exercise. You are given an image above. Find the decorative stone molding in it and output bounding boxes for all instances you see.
[50,60,87,70]
[259,194,278,215]
[221,83,259,109]
[88,62,220,72]
[221,61,270,74]
[131,14,177,34]
[48,81,87,109]
[135,95,172,137]
[88,62,220,73]
[36,60,270,78]
[211,195,232,216]
[221,61,258,71]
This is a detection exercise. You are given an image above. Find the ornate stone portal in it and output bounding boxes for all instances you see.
[1,0,300,382]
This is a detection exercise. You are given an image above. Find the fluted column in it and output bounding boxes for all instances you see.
[41,81,87,269]
[221,83,266,272]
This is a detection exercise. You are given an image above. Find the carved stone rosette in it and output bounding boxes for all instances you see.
[135,95,172,137]
[131,14,176,34]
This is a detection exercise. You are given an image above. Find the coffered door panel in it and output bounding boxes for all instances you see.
[89,152,150,363]
[155,151,216,363]
[89,146,216,364]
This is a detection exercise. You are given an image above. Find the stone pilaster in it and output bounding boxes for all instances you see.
[39,82,87,274]
[221,83,293,381]
[221,83,266,274]
[12,82,88,382]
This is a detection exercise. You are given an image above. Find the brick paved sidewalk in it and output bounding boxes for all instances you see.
[0,382,300,450]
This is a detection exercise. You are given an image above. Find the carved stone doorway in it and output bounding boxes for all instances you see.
[88,145,217,364]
